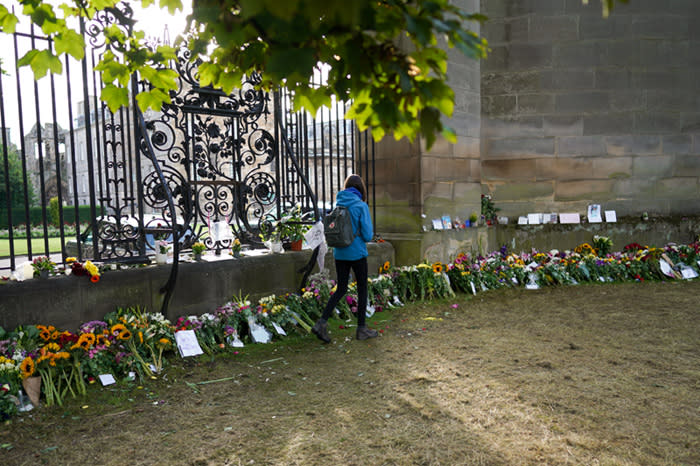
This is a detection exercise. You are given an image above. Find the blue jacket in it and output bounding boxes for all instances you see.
[332,188,374,261]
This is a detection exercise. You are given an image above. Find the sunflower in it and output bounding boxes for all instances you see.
[432,262,443,274]
[382,261,390,272]
[95,334,108,346]
[44,342,61,352]
[39,327,51,341]
[72,333,95,351]
[111,323,127,337]
[157,337,172,348]
[20,357,35,379]
[118,329,132,341]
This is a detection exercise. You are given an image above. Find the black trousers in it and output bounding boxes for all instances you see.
[321,257,368,326]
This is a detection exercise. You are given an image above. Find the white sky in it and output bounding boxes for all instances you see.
[0,0,191,145]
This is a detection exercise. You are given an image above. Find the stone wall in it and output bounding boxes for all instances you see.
[0,242,394,332]
[480,0,700,218]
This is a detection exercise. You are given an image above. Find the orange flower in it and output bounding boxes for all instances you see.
[432,262,443,274]
[39,328,51,341]
[382,261,390,272]
[90,274,100,283]
[118,329,132,341]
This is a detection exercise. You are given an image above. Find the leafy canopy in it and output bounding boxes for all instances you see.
[0,0,627,148]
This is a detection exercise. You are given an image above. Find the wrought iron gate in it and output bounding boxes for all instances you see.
[1,2,374,311]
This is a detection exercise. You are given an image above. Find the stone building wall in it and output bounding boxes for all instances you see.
[479,0,700,218]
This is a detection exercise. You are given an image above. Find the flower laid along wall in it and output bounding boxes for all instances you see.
[1,238,699,420]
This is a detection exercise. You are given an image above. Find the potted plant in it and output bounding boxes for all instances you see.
[155,240,170,264]
[259,220,283,253]
[468,212,478,227]
[32,256,55,279]
[277,204,309,251]
[481,194,499,226]
[231,238,242,258]
[192,241,206,260]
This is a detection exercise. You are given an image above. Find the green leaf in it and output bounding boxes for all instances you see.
[95,57,130,86]
[196,62,221,88]
[159,0,183,15]
[0,5,18,33]
[265,47,316,82]
[441,125,457,144]
[100,84,129,113]
[217,70,244,94]
[139,67,178,91]
[293,88,331,115]
[54,30,85,60]
[18,49,62,78]
[419,107,442,149]
[135,88,171,112]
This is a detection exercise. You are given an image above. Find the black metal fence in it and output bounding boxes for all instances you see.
[0,3,375,279]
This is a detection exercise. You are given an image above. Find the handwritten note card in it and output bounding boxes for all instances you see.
[175,330,204,357]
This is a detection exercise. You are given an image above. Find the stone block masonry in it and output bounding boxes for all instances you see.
[480,0,700,217]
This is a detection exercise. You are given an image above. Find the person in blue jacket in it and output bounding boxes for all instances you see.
[312,174,378,343]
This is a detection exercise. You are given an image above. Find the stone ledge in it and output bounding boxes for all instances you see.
[0,242,395,332]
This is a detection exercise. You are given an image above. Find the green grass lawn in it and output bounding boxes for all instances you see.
[0,236,73,258]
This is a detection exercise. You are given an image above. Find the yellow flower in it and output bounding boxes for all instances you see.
[382,261,390,272]
[84,260,100,277]
[432,262,443,273]
[20,357,35,379]
[65,257,77,263]
[157,338,171,347]
[45,342,61,352]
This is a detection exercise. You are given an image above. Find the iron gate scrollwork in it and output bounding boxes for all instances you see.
[135,42,281,254]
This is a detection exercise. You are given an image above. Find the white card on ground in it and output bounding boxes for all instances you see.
[227,335,244,347]
[680,265,698,279]
[604,210,617,222]
[271,322,286,336]
[470,281,476,295]
[559,213,581,224]
[249,321,271,343]
[366,305,375,318]
[518,216,528,225]
[659,260,675,278]
[175,329,204,357]
[527,213,542,225]
[525,273,539,290]
[99,374,116,386]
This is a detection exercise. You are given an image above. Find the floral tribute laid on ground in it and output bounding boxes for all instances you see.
[1,237,699,421]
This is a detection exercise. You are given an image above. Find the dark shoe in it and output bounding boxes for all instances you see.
[356,325,379,341]
[312,320,331,343]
